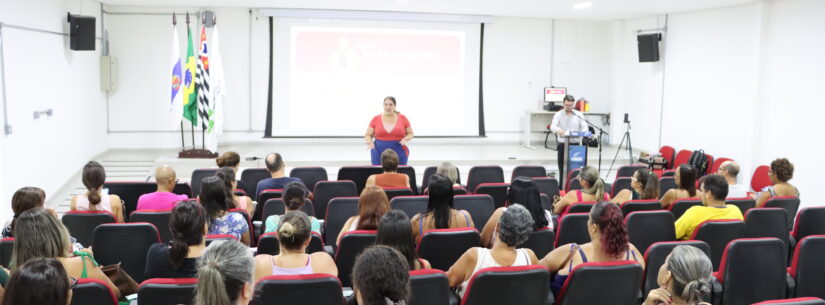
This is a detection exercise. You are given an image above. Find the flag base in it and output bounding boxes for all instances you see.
[178,149,219,159]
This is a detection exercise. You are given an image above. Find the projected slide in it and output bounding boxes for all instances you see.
[271,19,481,136]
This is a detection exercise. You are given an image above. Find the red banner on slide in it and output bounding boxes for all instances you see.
[295,30,462,75]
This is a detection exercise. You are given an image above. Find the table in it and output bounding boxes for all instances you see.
[521,110,609,149]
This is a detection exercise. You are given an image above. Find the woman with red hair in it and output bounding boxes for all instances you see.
[337,186,390,245]
[540,201,645,295]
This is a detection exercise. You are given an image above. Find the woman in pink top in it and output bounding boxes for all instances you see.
[253,211,337,282]
[364,96,414,165]
[70,161,124,222]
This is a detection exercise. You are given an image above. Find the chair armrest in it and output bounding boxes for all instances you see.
[323,245,335,257]
[786,272,796,298]
[546,287,554,305]
[710,276,723,305]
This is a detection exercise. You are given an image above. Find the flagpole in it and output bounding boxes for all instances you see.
[174,12,186,152]
[201,13,206,152]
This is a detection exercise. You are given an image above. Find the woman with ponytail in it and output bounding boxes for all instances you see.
[263,182,321,234]
[552,166,609,215]
[145,200,207,279]
[410,174,473,244]
[71,161,124,222]
[216,167,255,216]
[541,201,645,295]
[201,176,251,245]
[661,165,700,209]
[611,168,661,205]
[253,211,337,282]
[195,240,255,305]
[3,187,47,238]
[643,245,712,305]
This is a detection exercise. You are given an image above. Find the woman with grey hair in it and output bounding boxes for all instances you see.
[436,161,460,187]
[446,204,539,296]
[195,240,255,305]
[643,245,712,305]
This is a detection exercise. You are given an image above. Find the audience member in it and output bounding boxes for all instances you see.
[643,245,712,305]
[376,210,431,270]
[11,208,120,298]
[256,153,304,198]
[216,167,255,216]
[448,204,539,296]
[611,168,661,205]
[717,161,747,199]
[674,175,743,240]
[216,151,248,191]
[201,176,251,245]
[194,240,255,305]
[137,165,189,211]
[410,174,474,243]
[145,200,207,279]
[754,158,800,207]
[552,166,609,215]
[2,186,48,238]
[352,246,411,305]
[3,258,73,305]
[480,177,551,246]
[338,186,390,244]
[70,161,124,222]
[660,164,700,209]
[436,161,461,187]
[366,149,410,189]
[264,182,321,234]
[541,201,645,295]
[253,211,337,282]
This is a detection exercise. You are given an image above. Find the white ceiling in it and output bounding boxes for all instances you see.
[100,0,760,20]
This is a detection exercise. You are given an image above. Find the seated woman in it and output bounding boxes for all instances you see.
[253,211,337,282]
[540,201,645,295]
[194,240,255,305]
[3,186,48,238]
[436,161,461,188]
[3,258,73,305]
[352,245,411,305]
[480,177,552,247]
[754,158,800,208]
[611,168,661,205]
[660,165,700,209]
[643,245,712,305]
[376,210,431,270]
[264,182,321,235]
[552,166,609,215]
[411,174,474,244]
[201,176,251,245]
[70,161,124,223]
[216,167,255,216]
[216,151,248,192]
[12,208,120,298]
[338,186,390,245]
[145,200,207,279]
[448,204,539,296]
[366,149,410,189]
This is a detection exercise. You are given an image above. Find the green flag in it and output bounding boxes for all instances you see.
[182,23,198,125]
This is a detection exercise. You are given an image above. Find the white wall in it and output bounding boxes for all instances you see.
[0,0,108,220]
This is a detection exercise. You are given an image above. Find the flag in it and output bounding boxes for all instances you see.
[195,26,211,131]
[169,23,183,128]
[182,23,198,125]
[206,25,225,153]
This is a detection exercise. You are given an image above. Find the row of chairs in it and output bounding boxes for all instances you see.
[659,145,774,193]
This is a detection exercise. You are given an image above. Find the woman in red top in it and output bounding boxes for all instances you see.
[364,96,414,165]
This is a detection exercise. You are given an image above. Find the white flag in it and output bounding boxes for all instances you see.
[170,24,183,127]
[206,24,225,153]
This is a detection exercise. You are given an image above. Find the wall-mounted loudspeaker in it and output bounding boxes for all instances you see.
[67,13,95,51]
[637,33,661,62]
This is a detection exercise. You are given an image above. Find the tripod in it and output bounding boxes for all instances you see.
[606,118,633,179]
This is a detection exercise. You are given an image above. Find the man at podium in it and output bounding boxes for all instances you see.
[549,95,588,186]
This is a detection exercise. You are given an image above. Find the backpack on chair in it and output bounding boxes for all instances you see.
[688,150,708,175]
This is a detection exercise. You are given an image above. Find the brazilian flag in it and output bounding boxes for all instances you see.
[182,23,198,125]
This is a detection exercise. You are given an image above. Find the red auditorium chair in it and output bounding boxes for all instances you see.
[659,146,676,169]
[659,176,678,195]
[92,223,161,283]
[129,210,173,244]
[384,187,414,201]
[711,238,789,305]
[555,213,591,247]
[520,227,555,258]
[70,278,119,305]
[562,201,596,215]
[668,199,702,220]
[744,208,790,256]
[288,166,329,191]
[511,165,547,180]
[335,230,377,287]
[322,197,359,250]
[642,241,710,296]
[409,269,453,305]
[792,207,825,243]
[473,183,508,208]
[611,177,633,198]
[690,219,745,270]
[190,168,219,197]
[239,167,269,199]
[564,168,582,192]
[417,228,480,272]
[764,197,801,229]
[555,261,643,305]
[137,278,198,305]
[625,210,676,255]
[753,298,825,305]
[615,165,647,179]
[710,157,733,173]
[673,150,692,168]
[62,210,116,247]
[460,265,550,305]
[726,197,756,215]
[313,180,358,221]
[453,195,495,232]
[704,153,715,175]
[788,235,825,299]
[532,177,560,198]
[751,165,772,192]
[254,274,345,305]
[466,166,504,195]
[262,198,315,231]
[620,199,661,216]
[389,196,428,219]
[256,232,325,255]
[254,189,283,220]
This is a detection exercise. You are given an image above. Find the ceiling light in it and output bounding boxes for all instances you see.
[573,2,593,10]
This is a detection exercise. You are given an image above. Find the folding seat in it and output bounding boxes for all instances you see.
[673,150,692,168]
[642,241,710,296]
[384,187,414,201]
[129,210,173,244]
[562,201,595,215]
[262,198,315,231]
[659,145,676,169]
[616,165,647,179]
[764,197,801,229]
[611,177,633,198]
[512,165,547,181]
[744,208,790,256]
[417,228,480,271]
[70,278,119,305]
[0,238,13,268]
[751,165,772,192]
[103,181,192,221]
[555,213,591,247]
[313,180,358,221]
[190,168,219,197]
[389,196,428,218]
[409,269,453,305]
[710,157,733,174]
[92,223,161,283]
[254,274,345,305]
[466,166,504,195]
[532,177,560,198]
[335,230,377,287]
[520,227,555,258]
[422,166,462,193]
[788,235,825,299]
[625,210,675,255]
[62,210,116,246]
[753,298,825,305]
[240,167,269,199]
[658,177,678,198]
[620,199,661,216]
[555,261,643,305]
[792,207,825,243]
[460,265,549,305]
[668,199,702,220]
[289,167,329,192]
[473,183,509,208]
[453,195,494,232]
[726,197,756,215]
[137,278,198,305]
[256,232,325,255]
[337,166,383,194]
[712,238,788,305]
[690,219,745,270]
[205,234,237,246]
[323,197,359,249]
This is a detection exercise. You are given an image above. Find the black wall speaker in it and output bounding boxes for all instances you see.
[67,13,95,51]
[637,33,661,62]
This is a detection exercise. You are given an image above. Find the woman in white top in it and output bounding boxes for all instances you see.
[447,204,539,296]
[480,177,552,247]
[70,161,124,223]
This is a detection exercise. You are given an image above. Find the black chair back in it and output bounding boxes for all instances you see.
[659,177,677,195]
[92,223,161,283]
[716,238,787,305]
[313,181,358,220]
[793,207,825,242]
[466,166,504,196]
[765,197,801,229]
[669,199,702,220]
[512,165,547,180]
[409,269,452,305]
[642,241,711,296]
[453,195,495,232]
[626,210,675,255]
[556,261,643,305]
[253,274,344,305]
[532,177,560,198]
[390,196,428,218]
[62,211,117,247]
[335,230,377,287]
[240,168,270,199]
[555,213,591,247]
[616,165,647,179]
[690,219,745,270]
[520,228,555,258]
[289,167,329,192]
[473,183,509,209]
[744,208,790,257]
[790,235,825,299]
[460,265,550,305]
[726,197,756,215]
[129,210,173,244]
[323,197,359,249]
[190,168,219,197]
[611,177,633,198]
[385,187,414,201]
[70,278,119,305]
[620,199,661,216]
[256,232,325,255]
[417,228,480,271]
[262,199,315,232]
[137,278,197,305]
[0,238,13,268]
